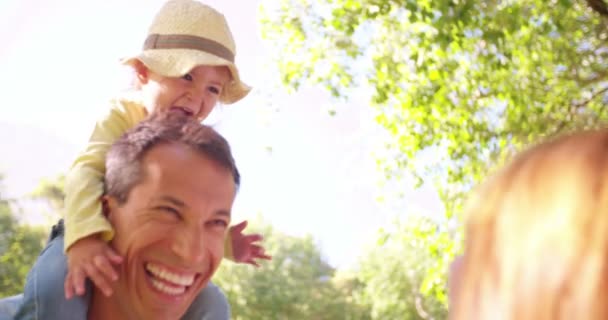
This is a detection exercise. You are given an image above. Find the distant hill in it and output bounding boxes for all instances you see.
[0,121,78,198]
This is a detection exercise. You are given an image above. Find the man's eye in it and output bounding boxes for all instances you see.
[211,220,228,228]
[182,74,193,81]
[158,206,180,217]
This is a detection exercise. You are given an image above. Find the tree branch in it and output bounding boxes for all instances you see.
[572,86,608,109]
[574,69,608,86]
[414,294,430,319]
[587,0,608,17]
[556,86,608,131]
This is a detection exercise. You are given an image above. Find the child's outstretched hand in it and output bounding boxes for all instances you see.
[65,234,123,299]
[229,220,272,267]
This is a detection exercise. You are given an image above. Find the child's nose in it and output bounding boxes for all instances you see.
[185,90,206,115]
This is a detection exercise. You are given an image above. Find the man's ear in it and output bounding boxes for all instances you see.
[102,195,119,224]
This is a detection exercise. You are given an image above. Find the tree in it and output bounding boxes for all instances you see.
[259,0,608,308]
[0,177,46,297]
[259,0,608,214]
[213,219,370,319]
[586,0,608,16]
[30,174,65,214]
[351,216,452,320]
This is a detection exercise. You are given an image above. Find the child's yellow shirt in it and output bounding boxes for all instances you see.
[63,94,233,258]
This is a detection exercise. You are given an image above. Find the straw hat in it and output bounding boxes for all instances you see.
[122,0,251,104]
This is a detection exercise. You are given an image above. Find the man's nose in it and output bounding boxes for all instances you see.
[171,226,205,265]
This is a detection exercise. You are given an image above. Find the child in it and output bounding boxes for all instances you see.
[16,1,270,319]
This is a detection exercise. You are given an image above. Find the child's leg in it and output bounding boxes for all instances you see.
[0,294,23,320]
[15,220,90,320]
[181,282,231,320]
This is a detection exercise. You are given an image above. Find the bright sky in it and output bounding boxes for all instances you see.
[0,0,442,269]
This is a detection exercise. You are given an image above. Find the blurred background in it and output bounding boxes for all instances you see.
[1,0,607,319]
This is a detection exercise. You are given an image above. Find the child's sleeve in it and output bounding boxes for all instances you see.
[63,100,147,252]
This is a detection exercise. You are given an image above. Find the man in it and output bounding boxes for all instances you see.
[4,112,241,320]
[91,111,240,319]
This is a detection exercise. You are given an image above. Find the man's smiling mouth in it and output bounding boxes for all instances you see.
[145,262,197,296]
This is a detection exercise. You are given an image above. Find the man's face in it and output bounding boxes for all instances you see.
[105,142,236,319]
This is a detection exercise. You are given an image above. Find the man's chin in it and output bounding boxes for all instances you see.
[127,264,208,319]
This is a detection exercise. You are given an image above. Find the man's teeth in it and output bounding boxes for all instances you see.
[146,263,195,287]
[151,278,186,296]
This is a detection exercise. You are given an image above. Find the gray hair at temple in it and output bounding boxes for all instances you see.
[104,111,240,203]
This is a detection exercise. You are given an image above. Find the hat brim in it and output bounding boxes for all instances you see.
[121,49,251,104]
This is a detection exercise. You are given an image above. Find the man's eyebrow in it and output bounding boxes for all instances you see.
[155,196,231,217]
[156,195,186,208]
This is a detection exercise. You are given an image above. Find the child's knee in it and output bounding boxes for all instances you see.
[25,236,68,296]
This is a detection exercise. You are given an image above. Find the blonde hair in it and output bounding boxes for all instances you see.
[452,129,608,320]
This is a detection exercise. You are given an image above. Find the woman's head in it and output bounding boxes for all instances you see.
[453,130,608,320]
[123,0,250,116]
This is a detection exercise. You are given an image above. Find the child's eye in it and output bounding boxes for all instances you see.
[209,86,221,95]
[182,73,193,81]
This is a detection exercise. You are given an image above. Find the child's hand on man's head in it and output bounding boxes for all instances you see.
[230,220,272,267]
[64,234,123,299]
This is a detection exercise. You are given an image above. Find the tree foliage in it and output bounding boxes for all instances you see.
[352,216,452,319]
[214,220,370,320]
[0,178,45,297]
[30,174,65,213]
[259,0,608,211]
[213,217,450,319]
[257,0,608,312]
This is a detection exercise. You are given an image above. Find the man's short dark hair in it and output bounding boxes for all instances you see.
[105,111,240,203]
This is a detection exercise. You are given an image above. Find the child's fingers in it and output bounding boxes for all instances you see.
[247,259,260,267]
[257,252,272,260]
[244,234,263,243]
[64,275,75,299]
[231,220,248,233]
[104,247,123,265]
[84,263,113,297]
[251,245,272,260]
[94,255,119,282]
[70,268,88,296]
[65,268,83,299]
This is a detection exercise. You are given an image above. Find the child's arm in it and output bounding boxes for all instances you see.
[63,99,147,249]
[63,99,147,298]
[64,234,123,298]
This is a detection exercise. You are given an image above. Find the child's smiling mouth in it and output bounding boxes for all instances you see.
[170,107,194,117]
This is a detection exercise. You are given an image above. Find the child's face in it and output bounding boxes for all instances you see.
[138,64,231,121]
